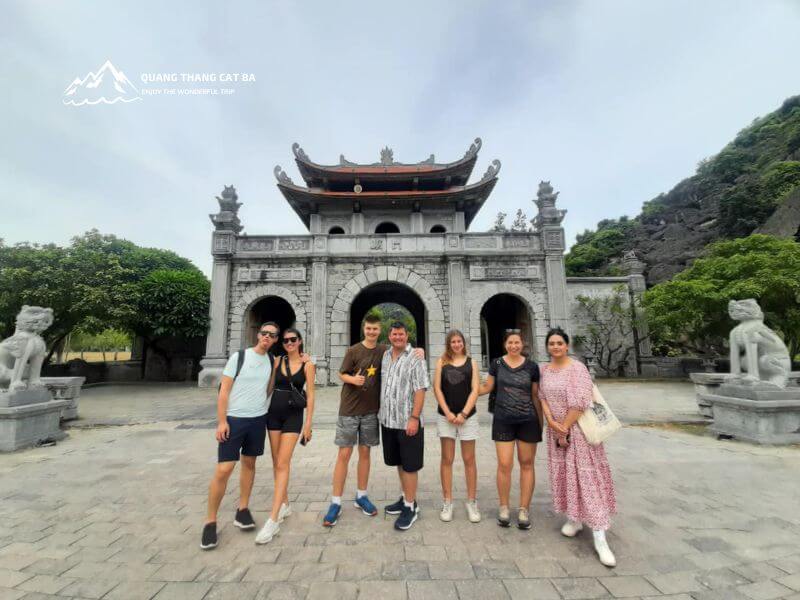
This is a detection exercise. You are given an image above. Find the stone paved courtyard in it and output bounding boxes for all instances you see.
[1,383,799,600]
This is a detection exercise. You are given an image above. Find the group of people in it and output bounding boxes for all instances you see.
[201,315,619,567]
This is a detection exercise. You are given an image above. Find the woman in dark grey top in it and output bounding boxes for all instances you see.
[479,330,542,530]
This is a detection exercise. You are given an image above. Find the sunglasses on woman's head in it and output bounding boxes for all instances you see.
[258,330,278,338]
[282,336,299,344]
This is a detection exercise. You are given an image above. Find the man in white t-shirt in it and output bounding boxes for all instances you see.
[201,321,279,550]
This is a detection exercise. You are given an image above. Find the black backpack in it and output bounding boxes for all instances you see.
[217,348,246,392]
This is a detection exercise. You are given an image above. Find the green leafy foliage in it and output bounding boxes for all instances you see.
[643,235,800,357]
[565,217,637,276]
[364,303,417,345]
[135,270,210,339]
[0,230,208,355]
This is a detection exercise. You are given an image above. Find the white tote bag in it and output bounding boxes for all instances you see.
[577,384,621,445]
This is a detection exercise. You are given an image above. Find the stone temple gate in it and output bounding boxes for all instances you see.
[198,139,653,386]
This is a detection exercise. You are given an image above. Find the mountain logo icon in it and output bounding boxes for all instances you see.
[62,60,141,106]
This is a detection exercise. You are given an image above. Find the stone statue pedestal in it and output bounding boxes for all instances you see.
[0,387,67,452]
[198,356,227,388]
[41,377,86,421]
[689,372,732,418]
[701,382,800,445]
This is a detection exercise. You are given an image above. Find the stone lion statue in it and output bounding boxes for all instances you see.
[0,306,54,391]
[728,299,791,388]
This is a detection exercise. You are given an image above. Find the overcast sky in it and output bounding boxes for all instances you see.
[2,0,799,275]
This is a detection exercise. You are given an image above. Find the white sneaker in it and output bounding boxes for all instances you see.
[439,501,453,522]
[255,518,280,545]
[278,503,292,523]
[465,500,481,523]
[561,520,583,537]
[593,530,616,567]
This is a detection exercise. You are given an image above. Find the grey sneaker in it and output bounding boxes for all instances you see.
[517,507,531,530]
[497,505,511,528]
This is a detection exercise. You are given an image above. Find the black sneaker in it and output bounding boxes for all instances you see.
[200,522,217,550]
[234,508,256,530]
[385,496,405,515]
[394,504,418,531]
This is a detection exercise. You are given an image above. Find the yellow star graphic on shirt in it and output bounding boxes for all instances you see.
[366,364,377,377]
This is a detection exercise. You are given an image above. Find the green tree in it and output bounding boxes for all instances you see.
[0,231,207,361]
[643,235,800,357]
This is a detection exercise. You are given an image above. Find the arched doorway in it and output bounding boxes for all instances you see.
[349,282,426,351]
[375,222,400,233]
[245,296,296,347]
[479,294,533,364]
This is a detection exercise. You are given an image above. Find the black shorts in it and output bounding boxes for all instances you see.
[491,417,542,443]
[266,406,304,434]
[218,415,267,462]
[381,425,424,473]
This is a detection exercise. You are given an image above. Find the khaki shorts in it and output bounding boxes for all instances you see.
[437,414,480,441]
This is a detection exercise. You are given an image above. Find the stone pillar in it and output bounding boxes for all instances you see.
[447,260,465,332]
[199,186,242,388]
[351,212,364,234]
[534,181,570,332]
[623,251,658,377]
[309,260,329,384]
[454,211,466,233]
[309,213,322,234]
[410,212,424,234]
[199,254,233,387]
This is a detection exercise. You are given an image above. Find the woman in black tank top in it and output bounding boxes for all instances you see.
[433,330,481,523]
[257,327,315,545]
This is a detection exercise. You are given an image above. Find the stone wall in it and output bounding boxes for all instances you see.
[325,261,449,377]
[566,277,638,376]
[226,258,312,354]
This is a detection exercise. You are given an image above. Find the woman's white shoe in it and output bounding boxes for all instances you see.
[255,518,280,545]
[465,500,481,523]
[561,520,583,537]
[592,530,616,567]
[439,501,454,522]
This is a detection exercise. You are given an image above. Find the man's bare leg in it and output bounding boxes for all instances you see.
[206,461,236,523]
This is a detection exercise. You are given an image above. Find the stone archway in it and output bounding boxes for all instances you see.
[330,266,445,373]
[228,285,308,352]
[467,283,546,365]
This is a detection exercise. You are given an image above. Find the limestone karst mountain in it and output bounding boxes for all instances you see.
[566,95,800,284]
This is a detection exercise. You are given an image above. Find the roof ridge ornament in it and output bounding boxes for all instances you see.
[274,165,294,185]
[339,154,357,166]
[534,180,566,227]
[464,137,482,158]
[380,146,394,165]
[480,159,501,182]
[420,154,435,165]
[292,143,310,162]
[209,185,243,233]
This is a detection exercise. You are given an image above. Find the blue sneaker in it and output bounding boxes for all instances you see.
[354,495,378,516]
[394,504,418,531]
[322,503,342,527]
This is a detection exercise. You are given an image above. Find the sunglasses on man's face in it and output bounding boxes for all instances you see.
[258,330,279,338]
[282,336,299,344]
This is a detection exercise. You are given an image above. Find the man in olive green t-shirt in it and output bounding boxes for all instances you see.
[322,314,423,527]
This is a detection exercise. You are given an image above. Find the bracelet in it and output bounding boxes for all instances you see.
[459,412,467,418]
[409,415,420,421]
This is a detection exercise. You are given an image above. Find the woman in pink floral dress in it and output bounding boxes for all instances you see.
[539,328,617,567]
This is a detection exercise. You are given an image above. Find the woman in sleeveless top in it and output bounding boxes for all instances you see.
[255,327,315,545]
[433,330,481,523]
